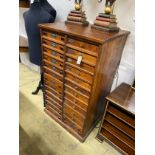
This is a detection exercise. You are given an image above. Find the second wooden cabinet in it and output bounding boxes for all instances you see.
[39,22,130,142]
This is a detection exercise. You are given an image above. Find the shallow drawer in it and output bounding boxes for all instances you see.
[66,48,97,67]
[42,30,65,42]
[65,80,90,97]
[63,104,85,127]
[64,98,87,117]
[44,70,63,82]
[44,73,63,87]
[67,37,98,54]
[42,39,65,51]
[43,55,64,68]
[66,57,95,74]
[46,99,62,113]
[45,85,63,100]
[44,63,64,76]
[45,90,63,103]
[65,65,93,84]
[64,84,89,104]
[63,116,83,135]
[43,59,63,71]
[44,80,63,94]
[43,47,65,61]
[105,113,135,139]
[45,92,63,107]
[64,91,88,111]
[65,73,91,92]
[46,105,62,120]
[107,103,135,128]
[100,128,134,155]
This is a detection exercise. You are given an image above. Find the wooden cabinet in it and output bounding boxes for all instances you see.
[96,83,135,154]
[39,22,130,142]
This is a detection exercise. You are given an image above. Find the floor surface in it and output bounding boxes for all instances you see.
[19,63,122,155]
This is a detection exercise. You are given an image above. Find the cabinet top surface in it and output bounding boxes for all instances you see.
[106,83,135,115]
[39,22,130,44]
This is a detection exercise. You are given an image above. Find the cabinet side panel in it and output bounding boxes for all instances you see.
[83,34,129,134]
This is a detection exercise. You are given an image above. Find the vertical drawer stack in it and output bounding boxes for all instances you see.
[42,30,66,121]
[63,37,98,136]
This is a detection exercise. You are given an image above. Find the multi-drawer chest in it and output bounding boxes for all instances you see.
[39,22,130,142]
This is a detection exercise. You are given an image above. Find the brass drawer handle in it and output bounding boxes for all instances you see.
[52,51,57,56]
[51,42,57,47]
[67,58,72,62]
[61,37,65,41]
[51,33,57,38]
[60,71,63,74]
[52,59,56,63]
[68,38,74,43]
[52,66,56,70]
[80,43,84,48]
[60,64,63,67]
[78,129,82,134]
[70,122,74,128]
[60,55,64,59]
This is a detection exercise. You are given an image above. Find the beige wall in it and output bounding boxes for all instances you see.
[19,0,135,89]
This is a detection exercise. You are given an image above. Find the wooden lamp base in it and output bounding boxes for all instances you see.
[92,13,119,32]
[91,25,119,32]
[65,10,89,27]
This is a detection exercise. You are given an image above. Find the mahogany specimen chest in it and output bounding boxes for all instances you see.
[39,22,130,142]
[96,83,135,154]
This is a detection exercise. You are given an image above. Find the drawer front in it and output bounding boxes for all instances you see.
[64,91,88,111]
[105,113,135,139]
[46,104,62,120]
[64,98,87,117]
[44,80,63,93]
[63,116,83,135]
[65,73,91,92]
[44,71,63,83]
[43,55,64,68]
[63,104,85,127]
[45,89,63,107]
[107,103,135,128]
[45,90,63,103]
[67,37,98,54]
[42,39,65,51]
[42,30,65,42]
[44,63,64,76]
[44,73,63,87]
[66,48,97,66]
[65,65,93,84]
[43,47,65,61]
[65,80,90,98]
[45,85,63,100]
[46,99,62,112]
[66,57,95,74]
[64,84,89,104]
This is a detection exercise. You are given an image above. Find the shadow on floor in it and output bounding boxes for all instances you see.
[19,91,58,155]
[19,125,44,155]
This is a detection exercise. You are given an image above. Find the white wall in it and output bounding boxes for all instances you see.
[19,0,135,89]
